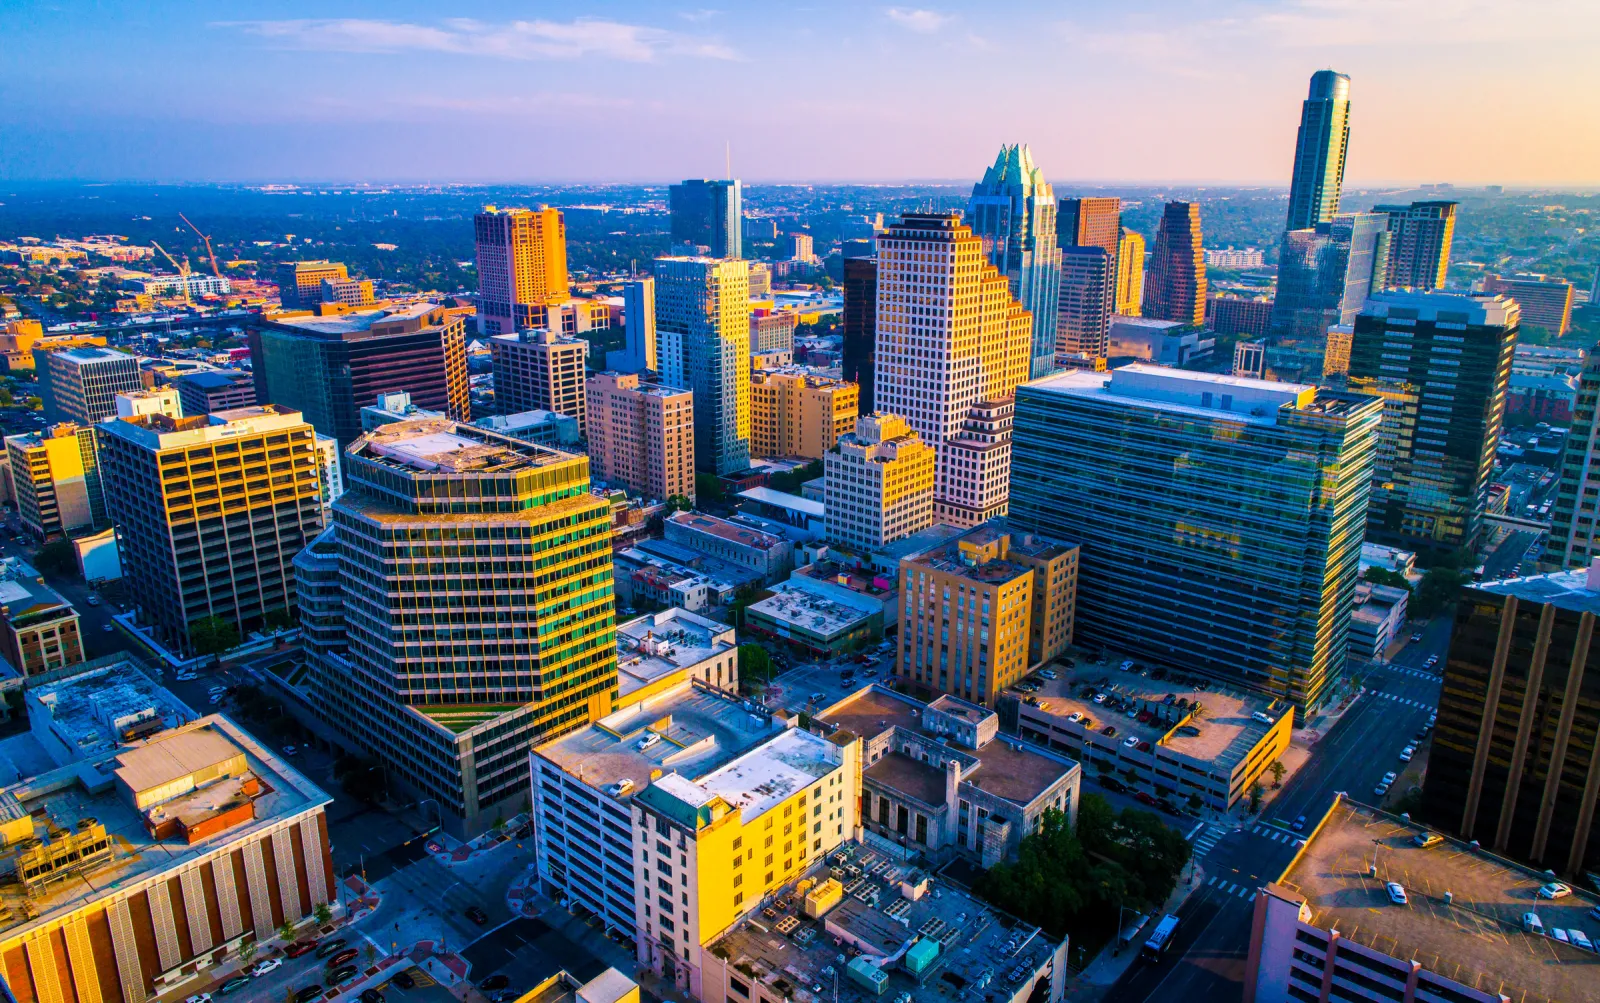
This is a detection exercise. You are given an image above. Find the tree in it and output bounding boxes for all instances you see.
[695,473,726,505]
[1412,566,1473,618]
[276,920,296,943]
[263,607,295,631]
[664,494,693,513]
[0,387,12,406]
[189,616,241,656]
[1249,781,1265,814]
[1268,760,1287,789]
[738,643,773,685]
[314,902,332,927]
[34,539,77,577]
[1362,567,1413,593]
[23,396,41,411]
[238,939,257,965]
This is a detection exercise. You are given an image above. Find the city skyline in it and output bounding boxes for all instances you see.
[4,1,1598,186]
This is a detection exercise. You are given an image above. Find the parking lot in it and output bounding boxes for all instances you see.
[761,638,894,714]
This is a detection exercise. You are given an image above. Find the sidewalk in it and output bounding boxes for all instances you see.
[424,813,530,866]
[1066,859,1209,998]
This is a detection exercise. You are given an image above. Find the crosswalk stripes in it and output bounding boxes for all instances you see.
[1371,692,1434,708]
[1190,823,1227,858]
[1250,825,1307,846]
[1203,876,1255,899]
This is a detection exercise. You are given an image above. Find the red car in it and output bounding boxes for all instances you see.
[1135,792,1160,807]
[326,949,358,969]
[285,941,320,958]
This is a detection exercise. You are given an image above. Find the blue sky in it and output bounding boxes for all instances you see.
[3,0,1597,185]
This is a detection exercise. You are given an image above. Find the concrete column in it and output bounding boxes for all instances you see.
[211,855,245,941]
[272,827,302,922]
[180,867,213,954]
[301,817,330,908]
[1532,612,1592,861]
[1566,722,1600,876]
[65,918,103,1003]
[1463,596,1518,839]
[242,839,276,940]
[1403,959,1421,1001]
[1495,602,1555,853]
[106,898,147,1003]
[1316,929,1341,1003]
[145,881,182,973]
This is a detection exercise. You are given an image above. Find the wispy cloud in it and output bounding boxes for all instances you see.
[215,17,741,62]
[678,9,721,22]
[884,8,950,33]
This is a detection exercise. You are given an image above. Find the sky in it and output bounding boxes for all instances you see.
[3,0,1598,187]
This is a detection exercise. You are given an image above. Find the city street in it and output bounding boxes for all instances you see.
[1102,615,1448,1003]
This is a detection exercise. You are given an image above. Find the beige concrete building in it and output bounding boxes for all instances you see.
[822,414,935,554]
[0,555,83,676]
[749,369,858,461]
[586,372,695,503]
[896,524,1077,707]
[934,397,1014,528]
[96,406,324,654]
[490,329,589,434]
[274,259,348,310]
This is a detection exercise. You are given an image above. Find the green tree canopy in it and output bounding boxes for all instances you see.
[34,539,77,577]
[1362,567,1412,593]
[738,643,773,685]
[189,616,240,656]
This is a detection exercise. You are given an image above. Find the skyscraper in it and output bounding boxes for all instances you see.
[1544,350,1600,568]
[1375,200,1458,290]
[275,260,350,310]
[40,346,141,425]
[489,329,589,433]
[873,213,1033,526]
[1010,365,1381,711]
[249,304,470,446]
[585,371,695,503]
[474,206,571,336]
[670,179,742,259]
[1348,291,1518,558]
[842,257,878,412]
[1270,211,1390,379]
[823,414,935,552]
[6,423,105,541]
[1056,247,1114,359]
[965,145,1061,378]
[654,256,752,475]
[1115,228,1146,316]
[605,277,657,373]
[1058,197,1122,258]
[1142,202,1207,327]
[1285,70,1352,231]
[749,370,858,460]
[309,418,617,836]
[1481,273,1574,336]
[98,405,324,653]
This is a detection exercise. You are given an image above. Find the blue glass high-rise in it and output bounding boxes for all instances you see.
[1285,70,1352,231]
[965,145,1061,379]
[1271,211,1390,345]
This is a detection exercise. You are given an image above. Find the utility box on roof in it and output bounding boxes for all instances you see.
[904,938,940,975]
[805,877,844,918]
[846,957,888,995]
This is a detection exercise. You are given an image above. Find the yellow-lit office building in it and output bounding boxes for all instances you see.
[749,369,858,461]
[822,413,936,553]
[630,728,860,1001]
[896,523,1078,707]
[5,423,103,541]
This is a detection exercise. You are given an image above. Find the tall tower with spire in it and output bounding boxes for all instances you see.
[964,145,1060,379]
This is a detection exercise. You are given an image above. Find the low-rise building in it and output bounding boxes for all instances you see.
[630,727,860,1000]
[1245,796,1596,1003]
[1108,315,1213,366]
[818,686,1080,868]
[0,713,336,1003]
[664,512,792,585]
[1359,542,1417,578]
[531,679,784,945]
[745,585,881,656]
[701,841,1068,1003]
[614,540,765,612]
[173,369,257,415]
[1349,581,1409,660]
[1009,662,1292,812]
[736,486,826,543]
[786,559,898,631]
[515,968,640,1003]
[0,556,83,677]
[615,608,739,702]
[23,655,194,766]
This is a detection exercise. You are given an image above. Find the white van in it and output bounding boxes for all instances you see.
[1522,912,1543,935]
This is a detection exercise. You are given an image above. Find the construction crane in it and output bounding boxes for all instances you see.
[149,240,193,308]
[178,212,222,279]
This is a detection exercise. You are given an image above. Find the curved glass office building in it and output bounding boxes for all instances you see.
[965,144,1061,379]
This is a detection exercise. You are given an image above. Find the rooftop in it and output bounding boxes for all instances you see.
[54,346,134,366]
[174,368,251,389]
[0,714,329,943]
[0,557,75,626]
[819,687,1075,807]
[1474,567,1600,615]
[98,404,309,449]
[1017,662,1290,770]
[616,608,737,699]
[1023,363,1366,427]
[706,842,1061,1003]
[672,728,843,823]
[747,586,875,638]
[265,302,448,338]
[1277,797,1597,1003]
[738,486,826,519]
[668,511,784,551]
[355,418,573,474]
[1363,289,1520,327]
[903,527,1035,586]
[26,657,194,765]
[535,681,782,798]
[792,561,894,599]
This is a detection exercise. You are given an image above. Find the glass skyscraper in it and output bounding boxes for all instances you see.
[1285,70,1352,231]
[1268,211,1390,379]
[965,145,1061,379]
[1009,365,1381,712]
[670,179,742,259]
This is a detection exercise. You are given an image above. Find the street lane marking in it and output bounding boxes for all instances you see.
[1207,876,1218,887]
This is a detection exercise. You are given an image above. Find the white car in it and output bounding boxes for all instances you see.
[1122,736,1139,748]
[1374,783,1391,797]
[250,958,283,977]
[1385,882,1408,905]
[1383,771,1398,783]
[1038,669,1058,680]
[1067,712,1084,723]
[1539,882,1573,900]
[185,995,212,1003]
[1093,693,1107,704]
[1399,747,1414,762]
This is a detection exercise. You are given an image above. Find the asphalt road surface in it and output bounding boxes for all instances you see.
[1103,616,1448,1003]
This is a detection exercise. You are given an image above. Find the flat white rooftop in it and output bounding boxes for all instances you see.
[1025,363,1317,426]
[693,728,840,821]
[1363,290,1518,327]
